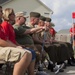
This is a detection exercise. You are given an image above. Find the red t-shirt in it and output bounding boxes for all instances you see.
[50,28,55,36]
[69,27,75,37]
[0,25,7,40]
[1,21,16,44]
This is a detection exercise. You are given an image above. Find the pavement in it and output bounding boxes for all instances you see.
[46,66,75,75]
[0,64,75,75]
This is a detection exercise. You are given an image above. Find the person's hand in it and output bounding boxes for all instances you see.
[50,39,53,44]
[43,26,49,31]
[42,26,46,29]
[16,46,23,49]
[40,26,45,30]
[21,45,26,48]
[44,41,50,44]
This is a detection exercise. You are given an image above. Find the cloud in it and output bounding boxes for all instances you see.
[41,0,75,15]
[40,0,75,31]
[53,18,72,31]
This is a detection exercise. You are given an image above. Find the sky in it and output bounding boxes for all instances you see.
[40,0,75,31]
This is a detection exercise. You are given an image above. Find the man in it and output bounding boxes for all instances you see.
[32,16,47,45]
[26,12,48,65]
[69,23,75,48]
[37,16,52,44]
[50,27,56,40]
[46,18,56,40]
[26,12,46,45]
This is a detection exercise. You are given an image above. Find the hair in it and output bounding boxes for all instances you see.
[0,6,2,9]
[3,8,14,21]
[73,23,75,24]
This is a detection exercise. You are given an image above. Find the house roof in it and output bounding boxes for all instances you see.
[56,29,70,34]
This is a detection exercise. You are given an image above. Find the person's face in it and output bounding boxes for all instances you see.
[0,8,3,19]
[39,20,45,27]
[19,16,26,25]
[45,22,51,28]
[34,18,39,25]
[9,11,15,21]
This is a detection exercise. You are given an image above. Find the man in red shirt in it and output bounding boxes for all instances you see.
[50,27,56,40]
[69,23,75,48]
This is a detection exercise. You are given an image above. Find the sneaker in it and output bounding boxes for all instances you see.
[54,64,64,74]
[53,65,60,72]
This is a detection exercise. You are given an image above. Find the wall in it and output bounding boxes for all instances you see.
[2,0,52,17]
[55,34,71,43]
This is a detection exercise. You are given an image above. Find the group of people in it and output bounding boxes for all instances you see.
[0,5,75,75]
[0,6,37,75]
[0,6,55,75]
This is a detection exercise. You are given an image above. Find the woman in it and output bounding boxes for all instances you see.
[1,8,36,75]
[0,6,32,75]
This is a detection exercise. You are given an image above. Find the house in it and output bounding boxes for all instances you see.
[55,29,71,43]
[0,0,53,18]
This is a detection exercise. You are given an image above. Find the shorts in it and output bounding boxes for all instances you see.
[25,48,36,61]
[0,47,31,62]
[70,36,75,44]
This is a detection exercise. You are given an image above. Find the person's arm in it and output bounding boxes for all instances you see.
[35,29,44,33]
[31,26,46,33]
[23,27,45,34]
[0,39,23,48]
[15,41,26,48]
[0,38,17,47]
[70,28,75,36]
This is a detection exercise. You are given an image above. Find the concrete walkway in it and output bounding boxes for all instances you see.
[0,65,75,75]
[46,66,75,75]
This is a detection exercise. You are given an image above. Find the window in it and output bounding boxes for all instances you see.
[44,12,50,15]
[44,12,50,17]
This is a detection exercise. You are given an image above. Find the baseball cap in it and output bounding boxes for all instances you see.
[15,11,29,18]
[30,12,40,18]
